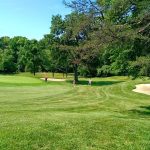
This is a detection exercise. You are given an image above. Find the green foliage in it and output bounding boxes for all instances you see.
[25,40,43,75]
[97,65,112,77]
[129,56,150,79]
[51,15,65,37]
[1,49,16,73]
[78,66,89,77]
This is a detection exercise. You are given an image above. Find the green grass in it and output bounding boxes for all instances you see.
[0,75,43,84]
[17,72,73,79]
[0,75,150,150]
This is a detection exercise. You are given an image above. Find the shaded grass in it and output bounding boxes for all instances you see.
[74,80,124,86]
[0,75,150,150]
[130,106,150,117]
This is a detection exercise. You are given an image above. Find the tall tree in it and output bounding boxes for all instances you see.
[50,15,71,78]
[24,40,42,75]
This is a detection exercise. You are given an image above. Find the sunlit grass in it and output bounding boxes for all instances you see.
[18,72,74,79]
[0,74,150,150]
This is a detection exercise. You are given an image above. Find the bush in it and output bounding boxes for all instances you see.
[128,56,150,79]
[97,65,112,77]
[78,66,90,77]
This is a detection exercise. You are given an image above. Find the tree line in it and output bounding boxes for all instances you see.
[0,0,150,82]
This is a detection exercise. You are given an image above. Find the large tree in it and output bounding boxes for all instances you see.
[64,0,150,78]
[50,12,100,83]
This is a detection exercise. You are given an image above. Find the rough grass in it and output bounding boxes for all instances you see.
[0,75,150,150]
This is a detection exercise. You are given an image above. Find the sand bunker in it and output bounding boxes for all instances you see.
[133,84,150,95]
[41,78,66,82]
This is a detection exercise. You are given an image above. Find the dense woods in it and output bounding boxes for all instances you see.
[0,0,150,82]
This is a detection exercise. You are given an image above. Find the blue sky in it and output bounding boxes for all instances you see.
[0,0,71,40]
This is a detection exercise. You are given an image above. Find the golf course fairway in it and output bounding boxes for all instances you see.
[0,75,150,150]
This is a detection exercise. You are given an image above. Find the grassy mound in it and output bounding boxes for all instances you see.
[0,75,150,150]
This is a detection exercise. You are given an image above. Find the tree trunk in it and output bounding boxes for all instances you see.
[33,63,36,76]
[74,64,78,83]
[65,67,68,78]
[52,72,55,78]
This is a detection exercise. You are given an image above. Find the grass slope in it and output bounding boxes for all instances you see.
[0,75,150,150]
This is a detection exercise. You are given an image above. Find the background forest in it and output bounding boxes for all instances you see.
[0,0,150,82]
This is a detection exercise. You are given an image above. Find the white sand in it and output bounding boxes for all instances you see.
[41,78,66,82]
[133,84,150,95]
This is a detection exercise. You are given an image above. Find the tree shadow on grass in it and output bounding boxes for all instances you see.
[129,106,150,117]
[67,80,124,86]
